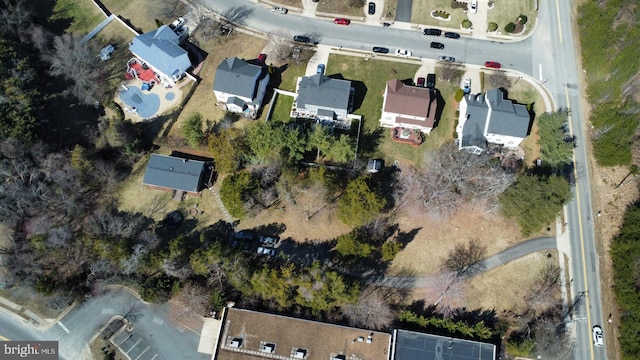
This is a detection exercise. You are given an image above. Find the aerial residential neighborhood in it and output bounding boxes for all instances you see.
[0,1,637,360]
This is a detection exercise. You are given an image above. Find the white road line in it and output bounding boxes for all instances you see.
[539,64,543,82]
[555,0,563,44]
[57,321,70,334]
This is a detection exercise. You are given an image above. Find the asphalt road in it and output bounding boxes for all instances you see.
[199,0,532,72]
[534,0,606,359]
[395,0,412,22]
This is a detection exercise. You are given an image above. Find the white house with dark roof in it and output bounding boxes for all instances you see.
[213,57,270,119]
[129,25,191,87]
[142,154,207,195]
[294,74,353,121]
[380,79,438,133]
[456,88,532,154]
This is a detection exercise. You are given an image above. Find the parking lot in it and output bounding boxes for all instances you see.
[113,329,159,360]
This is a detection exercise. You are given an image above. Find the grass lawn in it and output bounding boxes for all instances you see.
[47,0,104,34]
[487,0,537,35]
[271,94,295,122]
[325,55,423,164]
[411,0,469,28]
[508,79,545,165]
[316,0,367,17]
[101,0,174,33]
[278,62,308,92]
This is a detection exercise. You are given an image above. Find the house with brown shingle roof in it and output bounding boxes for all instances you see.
[379,79,439,134]
[214,307,391,360]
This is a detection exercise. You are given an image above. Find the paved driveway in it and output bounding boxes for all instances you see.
[395,0,412,22]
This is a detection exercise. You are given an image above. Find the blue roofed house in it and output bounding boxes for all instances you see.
[129,25,191,87]
[294,74,354,126]
[213,57,270,119]
[456,88,532,154]
[142,154,208,195]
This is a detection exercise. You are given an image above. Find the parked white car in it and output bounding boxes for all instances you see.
[463,78,471,89]
[469,0,477,14]
[395,49,412,57]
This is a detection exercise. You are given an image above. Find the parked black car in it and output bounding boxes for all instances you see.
[423,28,442,36]
[368,2,376,15]
[444,31,461,39]
[426,74,436,89]
[293,35,311,43]
[430,42,445,49]
[372,46,389,54]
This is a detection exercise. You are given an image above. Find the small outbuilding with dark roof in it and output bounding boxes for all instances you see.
[142,154,207,194]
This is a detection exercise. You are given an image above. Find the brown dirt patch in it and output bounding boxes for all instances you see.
[389,202,537,276]
[465,250,558,313]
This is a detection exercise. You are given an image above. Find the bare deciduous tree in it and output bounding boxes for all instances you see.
[155,0,185,21]
[120,244,146,275]
[45,33,109,105]
[488,70,512,89]
[169,282,209,329]
[267,30,293,62]
[525,263,562,310]
[438,63,465,83]
[396,142,515,218]
[443,238,487,277]
[84,209,143,240]
[423,271,466,318]
[341,291,394,330]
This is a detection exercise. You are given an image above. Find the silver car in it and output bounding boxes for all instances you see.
[271,6,288,14]
[438,56,455,62]
[395,49,412,57]
[257,246,276,256]
[592,326,603,347]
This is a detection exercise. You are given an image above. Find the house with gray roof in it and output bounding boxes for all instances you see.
[129,25,191,87]
[456,88,532,154]
[142,154,207,194]
[213,57,270,119]
[294,74,353,121]
[391,329,496,360]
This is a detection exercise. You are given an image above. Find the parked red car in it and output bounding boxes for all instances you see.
[416,77,425,87]
[334,18,351,25]
[484,61,502,69]
[258,54,267,63]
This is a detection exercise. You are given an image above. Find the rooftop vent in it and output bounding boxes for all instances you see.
[294,349,307,359]
[357,337,364,342]
[261,343,276,353]
[229,338,242,348]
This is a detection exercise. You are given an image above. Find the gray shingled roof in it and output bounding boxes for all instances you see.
[297,74,351,111]
[129,26,191,78]
[485,88,531,138]
[461,93,490,149]
[142,154,206,193]
[213,57,265,99]
[393,329,496,360]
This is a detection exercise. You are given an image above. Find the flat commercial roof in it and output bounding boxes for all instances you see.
[392,329,496,360]
[216,308,391,360]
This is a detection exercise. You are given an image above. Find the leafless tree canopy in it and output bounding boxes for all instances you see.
[438,63,465,83]
[423,271,466,318]
[443,238,487,277]
[45,33,109,105]
[267,30,294,62]
[487,70,512,89]
[341,291,394,330]
[525,262,562,310]
[396,142,515,218]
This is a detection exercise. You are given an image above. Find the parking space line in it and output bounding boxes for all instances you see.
[134,345,151,360]
[57,321,70,334]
